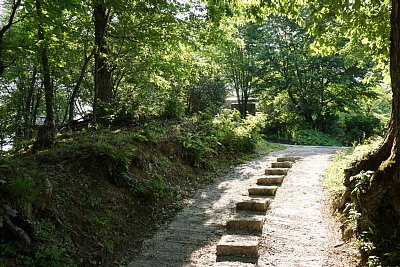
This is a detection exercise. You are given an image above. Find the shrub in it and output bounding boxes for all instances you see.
[339,113,384,146]
[262,110,303,140]
[293,129,341,146]
[162,95,185,119]
[181,110,266,167]
[185,76,228,116]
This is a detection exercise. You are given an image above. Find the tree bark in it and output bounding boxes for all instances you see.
[34,0,54,148]
[68,50,94,123]
[22,67,37,139]
[93,3,113,122]
[344,0,400,226]
[32,83,42,127]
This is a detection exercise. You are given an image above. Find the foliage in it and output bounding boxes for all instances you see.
[293,129,341,146]
[308,0,390,77]
[323,138,382,196]
[0,0,394,265]
[162,93,186,120]
[261,95,304,140]
[350,170,374,195]
[185,75,228,116]
[181,110,266,167]
[0,118,284,266]
[251,15,381,142]
[7,177,36,202]
[338,113,384,146]
[322,138,400,266]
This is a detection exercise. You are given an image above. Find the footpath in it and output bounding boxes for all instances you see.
[129,145,356,267]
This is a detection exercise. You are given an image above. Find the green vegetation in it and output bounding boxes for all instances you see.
[323,138,381,197]
[0,112,283,266]
[0,0,398,266]
[293,129,341,147]
[323,138,400,266]
[0,0,388,149]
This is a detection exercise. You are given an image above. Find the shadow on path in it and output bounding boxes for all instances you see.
[128,145,341,267]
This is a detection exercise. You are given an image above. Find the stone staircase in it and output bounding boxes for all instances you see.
[215,156,300,265]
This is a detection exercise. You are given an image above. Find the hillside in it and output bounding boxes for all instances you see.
[0,117,283,266]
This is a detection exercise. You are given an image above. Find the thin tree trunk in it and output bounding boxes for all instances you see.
[32,83,42,127]
[23,67,37,139]
[68,50,94,123]
[0,0,22,76]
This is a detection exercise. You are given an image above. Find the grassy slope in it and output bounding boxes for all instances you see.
[0,120,284,266]
[322,138,383,266]
[323,138,381,197]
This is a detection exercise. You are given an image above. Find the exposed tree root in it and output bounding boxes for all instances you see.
[344,124,394,187]
[2,205,34,247]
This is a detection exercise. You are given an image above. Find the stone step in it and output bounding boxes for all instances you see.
[256,175,284,185]
[215,256,258,265]
[265,168,289,175]
[277,156,301,162]
[226,214,265,232]
[236,197,270,212]
[248,186,278,196]
[216,234,260,257]
[271,161,293,168]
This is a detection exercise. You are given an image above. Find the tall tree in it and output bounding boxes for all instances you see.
[343,0,399,220]
[34,0,54,147]
[93,0,112,121]
[251,16,375,131]
[308,0,399,264]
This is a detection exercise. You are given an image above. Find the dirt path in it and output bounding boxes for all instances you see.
[128,145,357,267]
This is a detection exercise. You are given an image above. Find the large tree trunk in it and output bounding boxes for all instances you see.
[34,0,54,148]
[93,3,113,122]
[343,0,400,228]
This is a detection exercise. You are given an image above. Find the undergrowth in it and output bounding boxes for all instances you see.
[293,129,341,146]
[321,137,400,266]
[0,112,283,266]
[323,137,382,197]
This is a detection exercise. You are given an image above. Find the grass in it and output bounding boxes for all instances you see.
[322,137,382,197]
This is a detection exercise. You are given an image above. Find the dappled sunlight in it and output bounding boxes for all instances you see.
[131,145,343,266]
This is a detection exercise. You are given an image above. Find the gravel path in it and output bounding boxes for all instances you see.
[129,145,357,267]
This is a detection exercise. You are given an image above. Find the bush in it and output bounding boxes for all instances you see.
[181,110,266,167]
[185,76,228,116]
[293,129,341,146]
[339,113,384,146]
[7,178,36,202]
[262,110,304,140]
[162,95,185,119]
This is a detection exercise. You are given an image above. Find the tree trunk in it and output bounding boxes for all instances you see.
[344,0,400,228]
[0,0,22,77]
[34,0,54,148]
[23,67,37,139]
[93,3,113,121]
[32,83,42,127]
[68,50,94,123]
